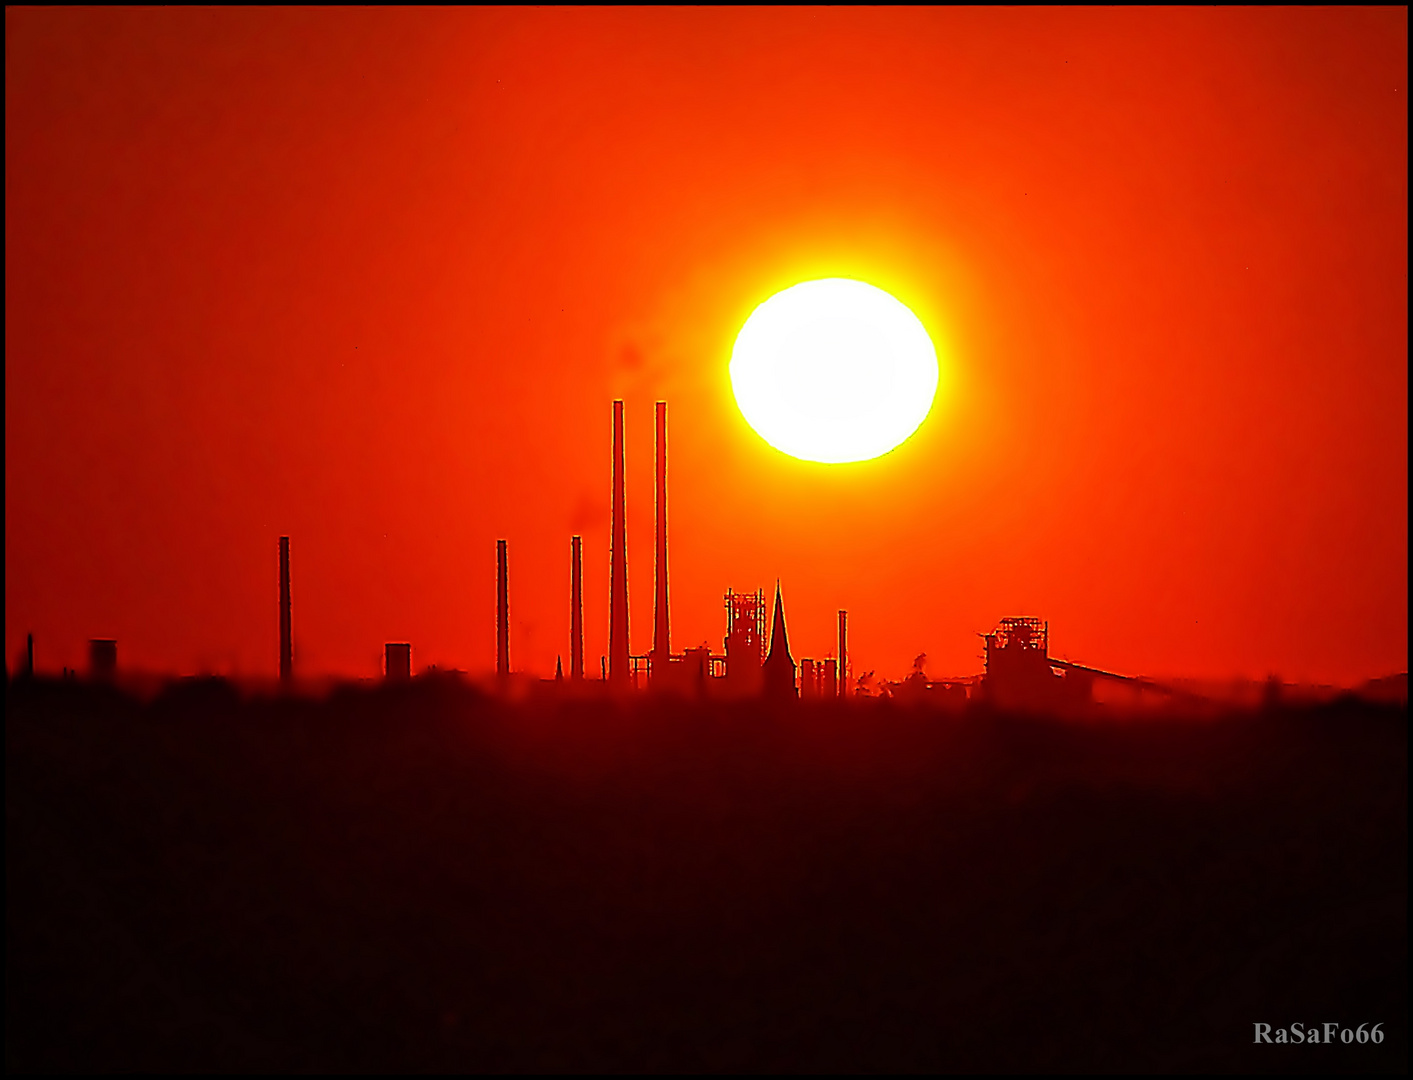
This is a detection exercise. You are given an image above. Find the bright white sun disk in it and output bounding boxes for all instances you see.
[729,278,939,464]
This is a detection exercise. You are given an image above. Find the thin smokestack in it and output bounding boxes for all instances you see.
[497,539,509,680]
[609,400,629,687]
[838,609,848,698]
[570,535,584,680]
[26,633,33,678]
[653,400,669,668]
[279,536,292,684]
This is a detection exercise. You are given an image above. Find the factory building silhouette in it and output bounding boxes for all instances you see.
[467,401,1170,704]
[6,396,1331,708]
[258,399,852,696]
[249,399,1176,704]
[7,403,1329,702]
[476,399,837,699]
[606,401,815,698]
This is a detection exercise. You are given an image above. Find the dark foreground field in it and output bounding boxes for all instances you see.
[6,679,1407,1073]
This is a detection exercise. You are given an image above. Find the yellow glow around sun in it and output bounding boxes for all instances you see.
[729,278,939,464]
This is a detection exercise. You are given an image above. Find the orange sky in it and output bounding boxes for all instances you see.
[6,7,1408,686]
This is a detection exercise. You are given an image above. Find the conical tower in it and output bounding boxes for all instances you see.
[762,580,797,700]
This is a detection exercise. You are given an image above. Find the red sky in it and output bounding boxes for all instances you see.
[6,7,1407,686]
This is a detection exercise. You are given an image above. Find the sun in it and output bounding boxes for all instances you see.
[729,278,940,464]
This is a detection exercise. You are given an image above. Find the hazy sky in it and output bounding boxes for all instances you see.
[6,7,1407,685]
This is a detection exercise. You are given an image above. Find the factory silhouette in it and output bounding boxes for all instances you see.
[16,396,1387,709]
[266,399,1195,709]
[268,399,847,703]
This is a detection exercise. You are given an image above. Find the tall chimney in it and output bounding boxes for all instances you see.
[279,536,292,684]
[570,535,584,680]
[497,539,509,680]
[838,609,848,698]
[609,400,629,687]
[653,400,669,674]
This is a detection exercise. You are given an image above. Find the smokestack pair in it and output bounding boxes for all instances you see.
[608,399,670,687]
[492,399,668,688]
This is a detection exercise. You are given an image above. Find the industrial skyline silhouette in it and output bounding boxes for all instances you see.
[11,396,1406,713]
[22,396,1388,709]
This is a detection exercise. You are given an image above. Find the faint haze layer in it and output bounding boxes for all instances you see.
[4,7,1407,684]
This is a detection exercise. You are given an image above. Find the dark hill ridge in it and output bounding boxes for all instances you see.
[6,680,1407,1073]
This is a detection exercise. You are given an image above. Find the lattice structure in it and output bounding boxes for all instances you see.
[982,617,1066,707]
[987,617,1048,655]
[724,589,766,669]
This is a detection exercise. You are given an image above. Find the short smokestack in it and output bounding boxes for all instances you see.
[89,639,117,682]
[570,535,584,680]
[497,539,509,680]
[385,643,411,681]
[26,633,34,678]
[279,536,292,684]
[838,609,848,698]
[801,658,816,698]
[653,401,669,676]
[609,400,629,688]
[823,658,838,698]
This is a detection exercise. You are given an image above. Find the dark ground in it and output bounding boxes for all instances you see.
[6,678,1407,1073]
